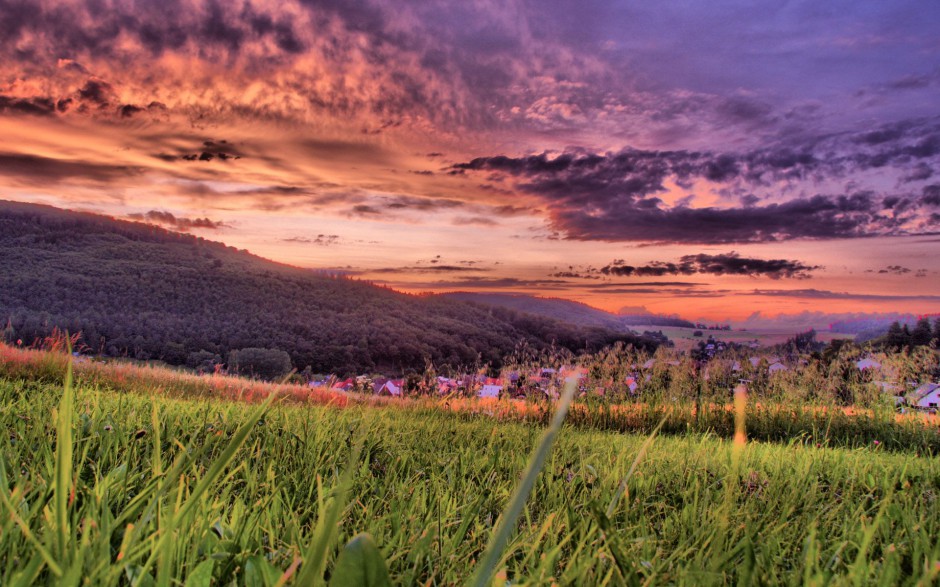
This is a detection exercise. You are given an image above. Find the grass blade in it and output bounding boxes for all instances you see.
[469,374,580,587]
[606,414,667,518]
[55,355,75,563]
[294,428,364,587]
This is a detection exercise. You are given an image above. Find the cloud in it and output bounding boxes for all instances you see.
[281,234,341,246]
[587,287,728,297]
[387,276,573,290]
[0,95,56,116]
[155,139,242,163]
[599,252,819,279]
[452,216,499,226]
[591,281,707,288]
[453,119,940,243]
[751,289,940,302]
[549,271,600,280]
[874,265,911,275]
[0,152,141,184]
[127,210,225,230]
[369,265,488,274]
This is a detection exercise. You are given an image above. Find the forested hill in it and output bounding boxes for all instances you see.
[0,200,656,374]
[441,292,696,330]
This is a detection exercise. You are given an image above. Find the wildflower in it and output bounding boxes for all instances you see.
[104,424,113,432]
[873,440,881,446]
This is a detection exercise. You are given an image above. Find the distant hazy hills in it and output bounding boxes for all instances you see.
[442,292,695,331]
[0,200,656,374]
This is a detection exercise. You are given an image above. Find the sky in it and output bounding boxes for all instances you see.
[1,0,939,320]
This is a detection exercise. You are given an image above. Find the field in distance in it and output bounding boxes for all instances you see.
[658,326,856,352]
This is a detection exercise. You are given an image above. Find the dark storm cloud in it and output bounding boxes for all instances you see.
[0,0,305,63]
[382,195,464,211]
[599,253,819,279]
[0,95,56,116]
[127,210,226,230]
[340,193,469,219]
[922,184,940,206]
[0,152,141,183]
[453,118,940,243]
[0,81,168,120]
[1,0,938,146]
[154,139,243,163]
[76,79,115,108]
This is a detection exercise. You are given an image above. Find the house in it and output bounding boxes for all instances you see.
[768,362,788,374]
[330,378,355,392]
[375,379,404,397]
[913,383,940,411]
[856,358,881,371]
[478,384,502,399]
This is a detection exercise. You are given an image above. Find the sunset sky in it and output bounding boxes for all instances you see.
[2,0,939,320]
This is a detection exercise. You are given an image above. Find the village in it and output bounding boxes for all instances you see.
[305,349,940,414]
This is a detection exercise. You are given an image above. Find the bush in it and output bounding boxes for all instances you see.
[227,347,293,380]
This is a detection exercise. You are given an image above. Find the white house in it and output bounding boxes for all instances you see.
[913,383,940,411]
[478,384,502,399]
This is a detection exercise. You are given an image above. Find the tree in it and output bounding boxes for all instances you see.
[910,317,932,347]
[187,350,222,374]
[228,348,293,380]
[884,321,908,350]
[1,319,14,344]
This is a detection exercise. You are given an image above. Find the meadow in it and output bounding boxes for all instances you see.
[1,345,939,585]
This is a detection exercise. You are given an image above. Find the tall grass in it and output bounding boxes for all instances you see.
[3,342,938,453]
[1,369,938,584]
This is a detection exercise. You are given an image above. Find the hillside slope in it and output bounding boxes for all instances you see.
[442,292,695,330]
[0,201,655,374]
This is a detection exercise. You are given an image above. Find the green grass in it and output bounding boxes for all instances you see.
[1,372,939,585]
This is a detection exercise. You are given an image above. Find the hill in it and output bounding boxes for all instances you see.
[0,200,655,375]
[441,292,695,330]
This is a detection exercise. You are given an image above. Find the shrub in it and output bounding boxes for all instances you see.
[227,347,292,380]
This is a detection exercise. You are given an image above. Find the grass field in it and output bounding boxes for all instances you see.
[656,327,856,352]
[1,350,939,585]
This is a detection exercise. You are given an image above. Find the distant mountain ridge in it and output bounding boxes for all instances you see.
[0,200,656,375]
[441,292,695,330]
